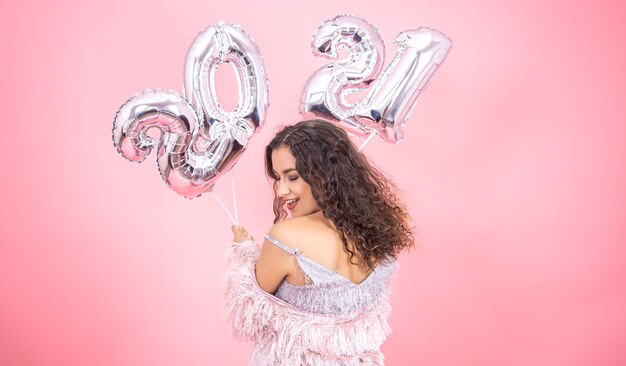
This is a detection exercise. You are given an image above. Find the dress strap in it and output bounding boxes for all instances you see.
[264,235,300,256]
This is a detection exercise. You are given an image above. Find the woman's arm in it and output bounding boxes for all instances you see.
[224,225,292,341]
[231,225,292,294]
[255,239,291,294]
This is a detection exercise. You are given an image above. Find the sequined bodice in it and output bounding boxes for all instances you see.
[264,235,396,315]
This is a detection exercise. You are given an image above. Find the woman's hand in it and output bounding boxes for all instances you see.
[231,225,253,243]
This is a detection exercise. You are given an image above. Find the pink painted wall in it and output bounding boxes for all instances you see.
[1,0,625,365]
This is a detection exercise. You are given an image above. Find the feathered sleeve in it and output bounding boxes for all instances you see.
[224,239,278,342]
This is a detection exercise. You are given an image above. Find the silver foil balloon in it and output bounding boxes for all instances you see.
[356,27,451,143]
[184,23,269,146]
[113,23,269,199]
[300,15,385,138]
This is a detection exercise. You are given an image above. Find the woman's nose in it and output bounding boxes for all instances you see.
[276,180,290,196]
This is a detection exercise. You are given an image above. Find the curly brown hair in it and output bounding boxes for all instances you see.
[265,119,414,269]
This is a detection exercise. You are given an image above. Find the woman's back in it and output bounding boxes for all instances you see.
[270,211,371,285]
[265,212,396,315]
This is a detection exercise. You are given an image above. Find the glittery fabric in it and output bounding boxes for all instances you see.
[224,238,397,365]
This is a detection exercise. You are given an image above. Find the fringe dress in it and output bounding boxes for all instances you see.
[225,234,397,365]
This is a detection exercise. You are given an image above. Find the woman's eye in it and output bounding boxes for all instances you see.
[288,176,298,182]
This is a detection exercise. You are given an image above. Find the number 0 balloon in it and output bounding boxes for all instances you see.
[113,23,269,199]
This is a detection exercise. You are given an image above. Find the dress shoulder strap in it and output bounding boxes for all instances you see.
[264,234,300,256]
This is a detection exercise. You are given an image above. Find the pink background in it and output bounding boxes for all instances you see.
[1,0,625,365]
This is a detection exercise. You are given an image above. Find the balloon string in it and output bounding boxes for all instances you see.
[358,131,376,152]
[212,192,236,225]
[231,170,239,226]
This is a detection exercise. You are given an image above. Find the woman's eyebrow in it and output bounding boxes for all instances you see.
[282,168,297,174]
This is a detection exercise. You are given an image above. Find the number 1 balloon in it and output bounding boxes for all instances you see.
[356,27,452,143]
[113,22,269,199]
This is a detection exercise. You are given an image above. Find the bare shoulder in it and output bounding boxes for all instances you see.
[267,216,308,250]
[267,212,338,252]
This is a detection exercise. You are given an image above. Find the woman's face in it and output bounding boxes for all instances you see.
[271,146,321,217]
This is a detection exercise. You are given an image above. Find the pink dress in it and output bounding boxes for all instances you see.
[224,235,397,365]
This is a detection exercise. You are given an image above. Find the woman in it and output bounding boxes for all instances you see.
[225,119,414,365]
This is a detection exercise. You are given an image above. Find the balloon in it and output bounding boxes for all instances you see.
[113,22,269,199]
[356,27,452,143]
[300,15,451,143]
[184,23,269,144]
[300,15,385,138]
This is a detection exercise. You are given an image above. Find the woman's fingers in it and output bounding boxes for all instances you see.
[239,227,254,241]
[231,225,252,242]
